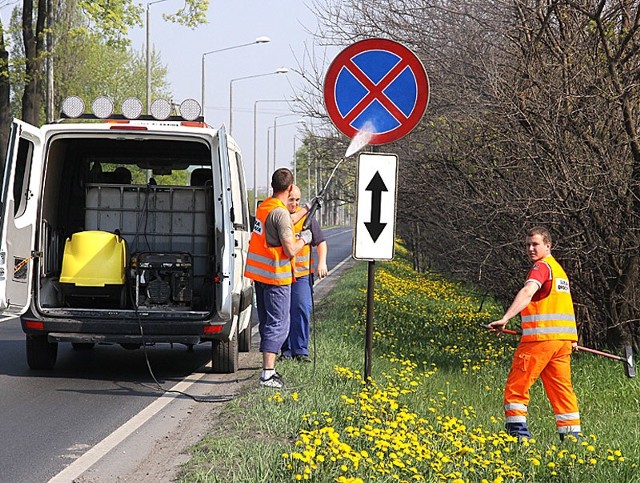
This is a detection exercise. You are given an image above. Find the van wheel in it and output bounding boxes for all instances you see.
[239,319,252,353]
[211,324,239,374]
[26,334,58,370]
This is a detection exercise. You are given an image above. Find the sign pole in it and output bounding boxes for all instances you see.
[364,259,376,382]
[323,38,430,385]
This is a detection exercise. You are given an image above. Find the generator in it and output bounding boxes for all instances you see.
[130,252,193,308]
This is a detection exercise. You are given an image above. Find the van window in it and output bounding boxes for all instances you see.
[230,150,248,230]
[13,138,33,218]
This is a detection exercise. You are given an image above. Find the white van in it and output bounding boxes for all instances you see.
[0,97,253,372]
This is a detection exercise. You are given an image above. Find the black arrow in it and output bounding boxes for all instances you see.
[364,171,388,242]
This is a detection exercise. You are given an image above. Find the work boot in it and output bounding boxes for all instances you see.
[506,422,532,440]
[559,432,582,442]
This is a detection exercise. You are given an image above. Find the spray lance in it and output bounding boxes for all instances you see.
[302,158,347,230]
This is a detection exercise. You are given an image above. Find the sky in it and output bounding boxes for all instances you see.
[129,0,338,196]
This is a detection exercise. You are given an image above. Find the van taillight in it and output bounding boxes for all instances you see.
[25,320,44,330]
[203,325,223,334]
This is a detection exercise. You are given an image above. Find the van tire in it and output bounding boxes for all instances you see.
[26,335,58,370]
[211,324,239,374]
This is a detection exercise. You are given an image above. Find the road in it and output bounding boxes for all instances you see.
[0,226,352,482]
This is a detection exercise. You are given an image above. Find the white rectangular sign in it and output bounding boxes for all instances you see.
[353,153,398,260]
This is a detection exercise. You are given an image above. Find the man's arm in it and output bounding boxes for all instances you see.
[488,281,540,331]
[281,232,307,258]
[316,241,328,279]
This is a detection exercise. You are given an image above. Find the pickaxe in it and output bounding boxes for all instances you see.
[479,324,635,378]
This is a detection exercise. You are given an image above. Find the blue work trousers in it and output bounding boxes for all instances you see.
[255,281,291,354]
[281,275,312,357]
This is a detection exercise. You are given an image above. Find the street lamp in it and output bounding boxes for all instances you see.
[201,36,271,119]
[272,113,299,172]
[253,99,291,213]
[146,0,169,114]
[266,119,305,194]
[270,116,304,175]
[229,67,288,136]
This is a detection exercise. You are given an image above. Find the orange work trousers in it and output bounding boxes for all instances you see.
[504,339,581,436]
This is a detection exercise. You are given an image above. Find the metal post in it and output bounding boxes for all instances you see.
[364,260,376,382]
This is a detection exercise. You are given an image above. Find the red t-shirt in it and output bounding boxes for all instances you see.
[526,260,552,301]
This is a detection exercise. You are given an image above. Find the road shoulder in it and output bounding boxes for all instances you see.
[70,257,357,482]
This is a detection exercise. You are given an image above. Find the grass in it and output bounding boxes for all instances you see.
[179,245,640,482]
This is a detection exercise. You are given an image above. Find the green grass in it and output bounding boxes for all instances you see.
[179,248,640,482]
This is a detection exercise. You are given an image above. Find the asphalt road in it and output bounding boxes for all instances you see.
[0,226,353,482]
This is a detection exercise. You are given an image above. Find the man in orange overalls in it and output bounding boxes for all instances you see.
[489,226,581,441]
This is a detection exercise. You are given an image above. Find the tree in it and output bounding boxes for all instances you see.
[308,0,640,352]
[0,0,208,166]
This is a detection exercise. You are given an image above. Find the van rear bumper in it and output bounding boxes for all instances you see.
[20,313,230,342]
[47,332,202,345]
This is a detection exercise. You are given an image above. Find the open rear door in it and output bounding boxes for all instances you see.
[0,120,43,315]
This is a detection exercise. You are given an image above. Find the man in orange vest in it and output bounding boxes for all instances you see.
[244,168,312,388]
[281,185,328,362]
[489,226,581,441]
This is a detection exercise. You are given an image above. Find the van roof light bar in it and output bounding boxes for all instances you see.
[59,96,205,123]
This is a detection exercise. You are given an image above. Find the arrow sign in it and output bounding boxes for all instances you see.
[353,153,398,260]
[364,172,388,242]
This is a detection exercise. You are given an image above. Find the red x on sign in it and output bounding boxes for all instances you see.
[324,38,429,145]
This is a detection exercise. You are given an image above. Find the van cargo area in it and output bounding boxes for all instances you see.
[38,136,220,315]
[2,114,252,373]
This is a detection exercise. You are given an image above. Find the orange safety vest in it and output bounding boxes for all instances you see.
[244,198,294,285]
[292,215,314,278]
[520,255,577,342]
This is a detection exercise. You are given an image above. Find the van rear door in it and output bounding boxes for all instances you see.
[214,126,234,321]
[0,120,43,315]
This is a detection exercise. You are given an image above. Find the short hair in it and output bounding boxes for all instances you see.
[271,168,293,194]
[527,226,552,245]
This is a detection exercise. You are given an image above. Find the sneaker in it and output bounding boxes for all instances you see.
[293,354,312,363]
[278,354,292,361]
[259,372,285,388]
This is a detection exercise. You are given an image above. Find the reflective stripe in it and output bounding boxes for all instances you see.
[245,265,292,280]
[556,412,580,422]
[522,313,576,323]
[522,326,578,336]
[558,425,581,434]
[506,416,527,423]
[504,403,527,412]
[246,252,293,268]
[295,254,311,264]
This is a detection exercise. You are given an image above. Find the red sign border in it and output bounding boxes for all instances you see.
[324,38,429,145]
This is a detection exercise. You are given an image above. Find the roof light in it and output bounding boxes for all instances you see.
[150,98,172,120]
[92,96,114,118]
[61,96,85,118]
[179,99,201,121]
[121,97,143,119]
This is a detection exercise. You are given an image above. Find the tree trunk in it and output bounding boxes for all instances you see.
[0,23,10,170]
[21,0,47,126]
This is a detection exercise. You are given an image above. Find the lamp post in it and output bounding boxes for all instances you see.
[229,67,288,136]
[146,0,169,114]
[272,113,299,173]
[201,37,271,120]
[253,99,292,213]
[270,117,304,176]
[266,119,305,193]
